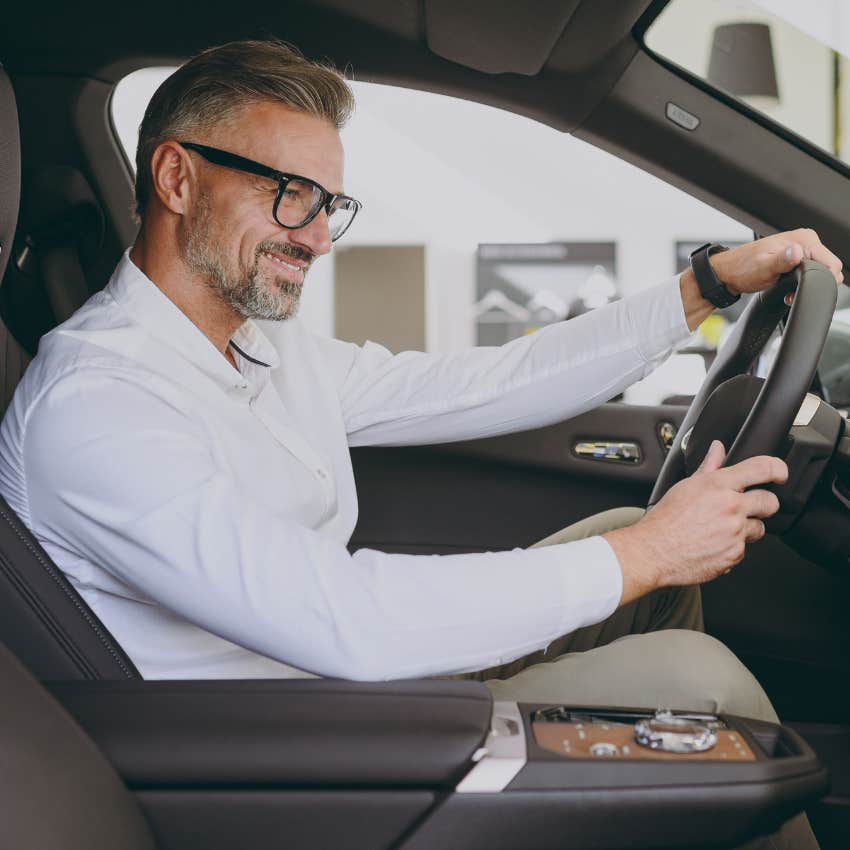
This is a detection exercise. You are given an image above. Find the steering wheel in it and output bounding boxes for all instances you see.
[649,260,838,526]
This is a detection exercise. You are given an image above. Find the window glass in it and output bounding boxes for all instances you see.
[645,0,850,165]
[111,71,754,405]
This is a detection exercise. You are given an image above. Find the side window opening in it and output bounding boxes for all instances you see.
[111,71,755,406]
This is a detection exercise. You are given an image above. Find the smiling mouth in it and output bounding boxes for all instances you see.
[260,250,307,274]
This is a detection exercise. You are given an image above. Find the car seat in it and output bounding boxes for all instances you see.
[0,62,139,680]
[0,638,156,849]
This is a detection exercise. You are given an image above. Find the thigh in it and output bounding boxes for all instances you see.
[485,628,779,723]
[530,506,646,548]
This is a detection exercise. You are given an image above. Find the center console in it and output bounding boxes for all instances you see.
[404,701,829,850]
[49,679,827,850]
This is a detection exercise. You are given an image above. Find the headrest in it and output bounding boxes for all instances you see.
[0,65,21,286]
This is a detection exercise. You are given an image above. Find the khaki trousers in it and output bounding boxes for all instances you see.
[455,507,818,850]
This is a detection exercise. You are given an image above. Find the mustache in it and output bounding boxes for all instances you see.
[256,241,315,267]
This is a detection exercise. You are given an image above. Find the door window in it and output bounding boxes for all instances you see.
[112,71,755,405]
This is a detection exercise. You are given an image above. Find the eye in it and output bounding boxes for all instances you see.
[252,177,279,194]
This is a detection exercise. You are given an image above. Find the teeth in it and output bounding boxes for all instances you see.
[262,251,301,272]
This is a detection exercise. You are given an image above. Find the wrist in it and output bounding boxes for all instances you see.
[689,242,741,307]
[603,525,664,606]
[679,269,715,331]
[709,249,740,294]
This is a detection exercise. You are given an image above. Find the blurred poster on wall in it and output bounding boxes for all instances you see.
[475,242,617,346]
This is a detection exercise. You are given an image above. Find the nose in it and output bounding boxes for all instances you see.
[289,208,333,257]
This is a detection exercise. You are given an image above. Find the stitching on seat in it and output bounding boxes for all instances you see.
[0,504,135,679]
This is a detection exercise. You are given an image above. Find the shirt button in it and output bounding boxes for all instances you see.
[316,469,327,480]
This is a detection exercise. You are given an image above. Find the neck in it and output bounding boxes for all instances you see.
[130,232,244,359]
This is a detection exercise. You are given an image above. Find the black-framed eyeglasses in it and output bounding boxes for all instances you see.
[178,141,361,242]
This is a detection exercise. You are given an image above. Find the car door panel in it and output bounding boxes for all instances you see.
[350,402,687,555]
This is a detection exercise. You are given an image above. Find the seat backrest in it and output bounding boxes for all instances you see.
[0,640,156,850]
[0,64,30,413]
[0,64,19,288]
[0,64,139,681]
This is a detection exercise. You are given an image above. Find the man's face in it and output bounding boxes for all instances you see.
[181,101,345,321]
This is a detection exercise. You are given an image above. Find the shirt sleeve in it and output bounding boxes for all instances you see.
[22,367,623,681]
[324,276,691,447]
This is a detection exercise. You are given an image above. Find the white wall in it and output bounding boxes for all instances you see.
[339,80,749,351]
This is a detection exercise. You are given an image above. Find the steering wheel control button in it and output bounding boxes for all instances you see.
[666,101,700,131]
[634,711,718,754]
[590,742,620,758]
[689,242,740,308]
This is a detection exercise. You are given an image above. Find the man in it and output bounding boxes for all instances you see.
[2,39,841,847]
[0,41,841,709]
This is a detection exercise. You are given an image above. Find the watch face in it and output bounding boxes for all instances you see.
[634,711,718,753]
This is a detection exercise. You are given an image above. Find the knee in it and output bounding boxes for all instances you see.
[638,630,779,723]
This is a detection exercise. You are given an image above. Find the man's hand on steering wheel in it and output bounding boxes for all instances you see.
[606,228,844,609]
[604,440,788,607]
[680,229,844,331]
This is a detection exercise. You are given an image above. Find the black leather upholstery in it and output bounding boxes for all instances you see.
[0,640,156,850]
[0,495,140,679]
[0,64,139,680]
[0,65,30,413]
[48,677,492,788]
[0,66,19,286]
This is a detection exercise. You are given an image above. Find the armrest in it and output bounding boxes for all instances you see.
[47,678,492,789]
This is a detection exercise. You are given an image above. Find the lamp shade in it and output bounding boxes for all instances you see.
[708,22,779,98]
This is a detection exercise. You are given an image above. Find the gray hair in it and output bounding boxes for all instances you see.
[134,39,354,218]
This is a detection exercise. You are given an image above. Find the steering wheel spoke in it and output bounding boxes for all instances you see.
[649,261,838,523]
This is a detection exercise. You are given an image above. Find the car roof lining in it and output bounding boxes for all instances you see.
[5,0,850,267]
[1,0,656,132]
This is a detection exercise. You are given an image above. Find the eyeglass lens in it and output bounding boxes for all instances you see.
[276,179,357,240]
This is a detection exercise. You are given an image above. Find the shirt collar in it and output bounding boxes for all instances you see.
[106,249,280,389]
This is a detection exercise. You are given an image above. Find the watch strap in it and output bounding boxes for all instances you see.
[689,242,740,308]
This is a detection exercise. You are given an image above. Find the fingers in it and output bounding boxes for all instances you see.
[696,439,726,474]
[784,229,844,285]
[775,242,803,274]
[739,487,780,519]
[744,518,766,543]
[716,455,788,491]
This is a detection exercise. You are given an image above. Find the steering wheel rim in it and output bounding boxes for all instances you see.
[649,259,838,506]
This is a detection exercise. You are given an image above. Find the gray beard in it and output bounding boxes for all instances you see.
[183,194,307,322]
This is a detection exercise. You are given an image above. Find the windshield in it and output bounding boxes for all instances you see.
[645,0,850,167]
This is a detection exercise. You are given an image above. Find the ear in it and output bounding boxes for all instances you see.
[149,141,195,215]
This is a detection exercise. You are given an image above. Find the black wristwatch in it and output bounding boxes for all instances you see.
[688,242,740,308]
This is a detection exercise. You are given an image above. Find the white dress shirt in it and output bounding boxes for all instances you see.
[0,251,690,680]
